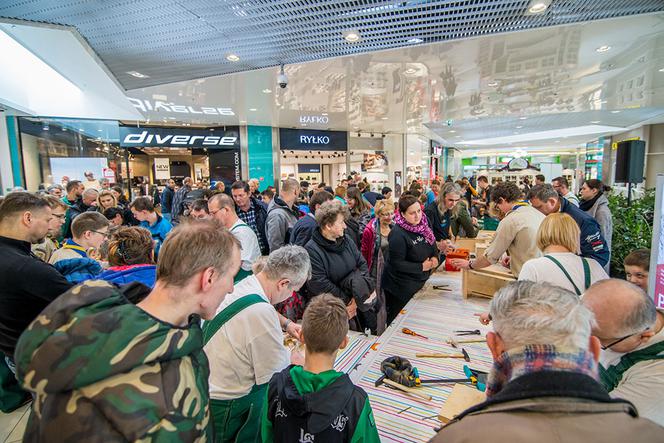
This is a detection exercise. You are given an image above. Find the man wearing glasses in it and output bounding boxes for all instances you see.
[49,212,109,284]
[584,279,664,426]
[32,195,68,262]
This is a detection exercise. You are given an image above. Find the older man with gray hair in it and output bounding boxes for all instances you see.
[583,279,664,426]
[203,244,311,441]
[429,280,662,443]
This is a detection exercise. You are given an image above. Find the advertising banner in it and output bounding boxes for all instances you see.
[153,158,170,180]
[651,175,664,309]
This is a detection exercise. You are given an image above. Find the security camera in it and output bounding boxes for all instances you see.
[277,64,288,89]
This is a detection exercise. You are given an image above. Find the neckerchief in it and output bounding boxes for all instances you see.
[510,201,530,213]
[393,210,435,245]
[62,239,88,258]
[486,344,598,397]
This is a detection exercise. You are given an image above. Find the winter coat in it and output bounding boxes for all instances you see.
[424,201,452,241]
[561,198,610,267]
[429,370,663,443]
[266,197,300,251]
[49,244,102,284]
[290,213,317,247]
[339,269,375,312]
[15,281,212,442]
[382,225,438,302]
[160,185,175,214]
[583,193,613,257]
[303,229,369,305]
[99,264,157,288]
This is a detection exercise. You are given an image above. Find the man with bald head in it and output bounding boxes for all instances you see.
[583,279,664,426]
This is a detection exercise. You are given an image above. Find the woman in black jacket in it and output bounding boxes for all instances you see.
[303,199,376,331]
[383,194,439,324]
[425,182,477,251]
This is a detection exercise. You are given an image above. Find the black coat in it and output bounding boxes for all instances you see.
[382,225,438,302]
[0,236,72,357]
[303,229,369,305]
[160,186,174,213]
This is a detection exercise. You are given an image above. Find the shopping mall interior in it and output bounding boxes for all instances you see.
[1,1,664,442]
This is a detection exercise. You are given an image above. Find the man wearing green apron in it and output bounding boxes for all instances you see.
[584,279,664,426]
[203,245,311,442]
[208,194,261,285]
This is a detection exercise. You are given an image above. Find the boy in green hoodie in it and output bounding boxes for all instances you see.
[261,293,380,443]
[15,219,241,442]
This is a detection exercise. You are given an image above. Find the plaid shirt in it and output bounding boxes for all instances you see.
[237,204,266,253]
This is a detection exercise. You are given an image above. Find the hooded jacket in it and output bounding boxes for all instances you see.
[49,242,102,284]
[582,193,613,257]
[15,281,212,442]
[266,197,300,251]
[99,264,157,288]
[303,230,369,305]
[262,365,379,443]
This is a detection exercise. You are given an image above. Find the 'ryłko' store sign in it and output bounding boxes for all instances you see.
[279,128,347,151]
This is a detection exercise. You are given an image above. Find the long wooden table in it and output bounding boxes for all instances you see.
[352,270,494,442]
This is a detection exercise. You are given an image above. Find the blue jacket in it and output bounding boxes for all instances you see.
[53,257,102,284]
[290,213,317,247]
[560,198,610,267]
[99,265,157,288]
[141,215,172,258]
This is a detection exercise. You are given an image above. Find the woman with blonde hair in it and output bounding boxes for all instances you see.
[518,213,608,295]
[98,226,157,287]
[97,189,118,213]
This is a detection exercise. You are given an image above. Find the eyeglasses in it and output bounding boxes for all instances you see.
[209,208,222,216]
[91,230,110,238]
[600,328,649,350]
[52,214,66,220]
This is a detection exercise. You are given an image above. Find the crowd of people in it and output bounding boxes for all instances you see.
[0,168,661,442]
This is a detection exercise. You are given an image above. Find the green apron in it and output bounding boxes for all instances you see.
[203,294,268,443]
[543,255,591,296]
[231,222,254,285]
[599,340,664,391]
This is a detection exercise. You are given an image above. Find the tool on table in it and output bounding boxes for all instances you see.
[447,337,487,348]
[416,366,488,392]
[454,329,480,336]
[416,348,471,362]
[433,285,452,291]
[402,327,428,339]
[374,376,432,401]
[379,356,486,392]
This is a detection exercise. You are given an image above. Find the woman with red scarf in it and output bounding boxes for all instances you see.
[382,194,439,324]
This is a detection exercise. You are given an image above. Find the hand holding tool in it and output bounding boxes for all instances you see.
[416,348,470,362]
[447,337,487,348]
[402,327,428,339]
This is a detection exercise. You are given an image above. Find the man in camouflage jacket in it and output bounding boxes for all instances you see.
[15,220,242,442]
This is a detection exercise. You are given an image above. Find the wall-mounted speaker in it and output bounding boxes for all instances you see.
[615,140,645,184]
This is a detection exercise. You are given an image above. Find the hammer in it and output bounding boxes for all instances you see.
[416,348,470,362]
[374,375,432,401]
[447,337,487,348]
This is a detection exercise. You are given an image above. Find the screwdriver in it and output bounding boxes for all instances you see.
[402,327,429,339]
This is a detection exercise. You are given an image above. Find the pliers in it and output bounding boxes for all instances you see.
[454,329,481,336]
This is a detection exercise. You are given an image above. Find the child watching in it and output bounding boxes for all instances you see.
[49,212,108,283]
[129,196,172,257]
[624,249,650,292]
[261,293,380,443]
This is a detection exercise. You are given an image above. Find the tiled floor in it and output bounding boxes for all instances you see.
[0,403,30,442]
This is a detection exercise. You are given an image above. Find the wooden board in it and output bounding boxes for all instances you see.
[462,265,516,299]
[438,383,486,423]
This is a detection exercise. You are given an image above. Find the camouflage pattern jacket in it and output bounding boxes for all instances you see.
[15,280,212,442]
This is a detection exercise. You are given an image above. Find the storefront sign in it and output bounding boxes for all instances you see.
[279,128,347,151]
[209,149,242,186]
[299,115,329,124]
[119,126,240,148]
[298,164,321,174]
[154,158,171,180]
[127,98,235,116]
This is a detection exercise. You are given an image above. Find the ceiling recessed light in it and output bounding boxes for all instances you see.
[404,68,417,75]
[97,129,102,132]
[419,105,427,108]
[78,128,84,132]
[381,117,388,120]
[262,89,272,94]
[487,81,498,87]
[321,112,328,116]
[249,108,257,111]
[611,110,621,113]
[449,130,456,133]
[596,45,611,53]
[343,30,361,43]
[519,116,527,120]
[126,70,149,79]
[455,135,462,138]
[407,37,423,44]
[240,120,247,123]
[555,140,560,143]
[226,54,240,62]
[659,68,664,72]
[527,0,550,14]
[590,120,601,124]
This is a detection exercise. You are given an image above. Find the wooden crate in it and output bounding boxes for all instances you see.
[462,264,516,299]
